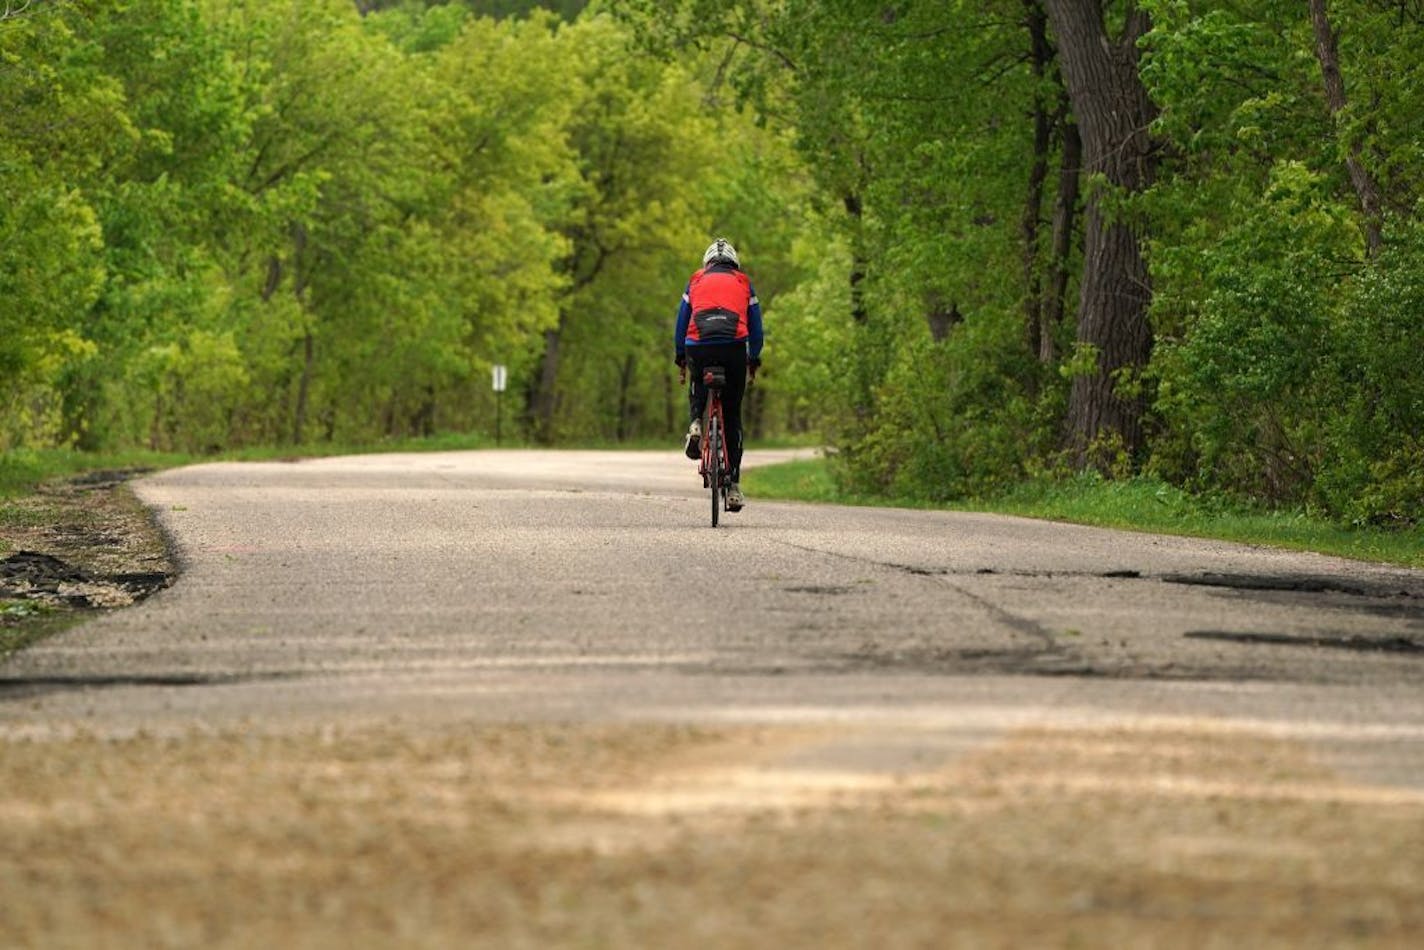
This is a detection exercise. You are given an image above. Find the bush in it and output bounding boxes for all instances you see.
[839,308,1044,501]
[1315,218,1424,524]
[1149,163,1354,506]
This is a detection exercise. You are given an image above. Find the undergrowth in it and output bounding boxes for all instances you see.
[742,458,1424,569]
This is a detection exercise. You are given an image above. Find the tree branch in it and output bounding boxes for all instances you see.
[725,31,797,73]
[0,0,40,24]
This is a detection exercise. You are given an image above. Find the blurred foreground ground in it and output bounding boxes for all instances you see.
[3,721,1421,947]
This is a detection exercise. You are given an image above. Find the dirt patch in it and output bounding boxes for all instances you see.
[0,470,173,656]
[1,721,1420,947]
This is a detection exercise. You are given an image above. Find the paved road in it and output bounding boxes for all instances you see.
[6,449,1424,946]
[2,449,1422,785]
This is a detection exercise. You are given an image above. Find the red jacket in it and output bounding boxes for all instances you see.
[685,266,752,343]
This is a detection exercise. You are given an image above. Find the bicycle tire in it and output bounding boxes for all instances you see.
[708,414,721,527]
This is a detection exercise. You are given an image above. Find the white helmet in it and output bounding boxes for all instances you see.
[702,238,739,268]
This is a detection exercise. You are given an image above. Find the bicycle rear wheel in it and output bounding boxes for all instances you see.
[707,414,722,527]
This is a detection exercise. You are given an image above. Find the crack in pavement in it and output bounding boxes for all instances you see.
[771,540,1060,651]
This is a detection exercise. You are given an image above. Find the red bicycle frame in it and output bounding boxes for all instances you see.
[682,364,733,525]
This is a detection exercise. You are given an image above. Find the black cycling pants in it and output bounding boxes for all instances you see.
[687,343,747,481]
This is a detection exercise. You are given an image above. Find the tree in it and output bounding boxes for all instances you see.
[1138,0,1424,521]
[529,14,725,443]
[1043,0,1158,468]
[617,0,1074,494]
[1308,0,1384,257]
[0,6,126,448]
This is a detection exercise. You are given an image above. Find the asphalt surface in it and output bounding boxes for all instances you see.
[3,449,1423,788]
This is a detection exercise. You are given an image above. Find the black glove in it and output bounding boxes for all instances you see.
[748,359,760,382]
[675,353,686,369]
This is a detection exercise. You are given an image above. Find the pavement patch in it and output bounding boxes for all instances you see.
[1,472,174,656]
[1185,630,1424,655]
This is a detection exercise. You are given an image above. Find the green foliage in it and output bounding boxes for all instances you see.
[0,9,116,449]
[619,0,1065,498]
[1150,162,1356,503]
[1142,1,1424,525]
[753,224,855,434]
[1316,217,1424,524]
[844,311,1044,500]
[3,0,1422,530]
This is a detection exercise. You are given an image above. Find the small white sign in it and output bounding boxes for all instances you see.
[492,364,507,393]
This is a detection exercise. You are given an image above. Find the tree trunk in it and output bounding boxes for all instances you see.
[844,192,869,324]
[289,224,313,446]
[149,392,164,452]
[926,296,961,343]
[1309,0,1384,257]
[1022,0,1053,360]
[532,320,564,444]
[1042,0,1157,467]
[664,368,678,436]
[292,330,314,445]
[411,384,436,437]
[261,256,282,302]
[1043,112,1081,364]
[615,353,636,442]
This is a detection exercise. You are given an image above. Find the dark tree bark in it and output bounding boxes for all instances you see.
[926,296,961,343]
[1042,0,1157,467]
[261,256,282,303]
[289,224,314,446]
[531,321,564,444]
[411,385,436,437]
[615,352,637,442]
[843,192,869,324]
[1309,0,1384,258]
[1022,0,1053,361]
[1043,111,1081,364]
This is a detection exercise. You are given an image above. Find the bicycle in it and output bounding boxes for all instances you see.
[682,363,732,527]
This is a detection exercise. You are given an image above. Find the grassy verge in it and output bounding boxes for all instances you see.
[0,448,191,501]
[0,605,81,658]
[0,432,515,502]
[742,457,1424,569]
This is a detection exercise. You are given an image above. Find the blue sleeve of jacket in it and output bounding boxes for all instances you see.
[674,284,692,357]
[747,283,764,362]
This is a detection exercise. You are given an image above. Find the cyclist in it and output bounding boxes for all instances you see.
[674,238,763,511]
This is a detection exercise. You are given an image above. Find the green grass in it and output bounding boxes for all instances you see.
[0,433,511,501]
[741,457,855,505]
[0,448,195,500]
[743,457,1424,569]
[0,599,78,658]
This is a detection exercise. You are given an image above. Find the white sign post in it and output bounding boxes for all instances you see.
[492,364,507,445]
